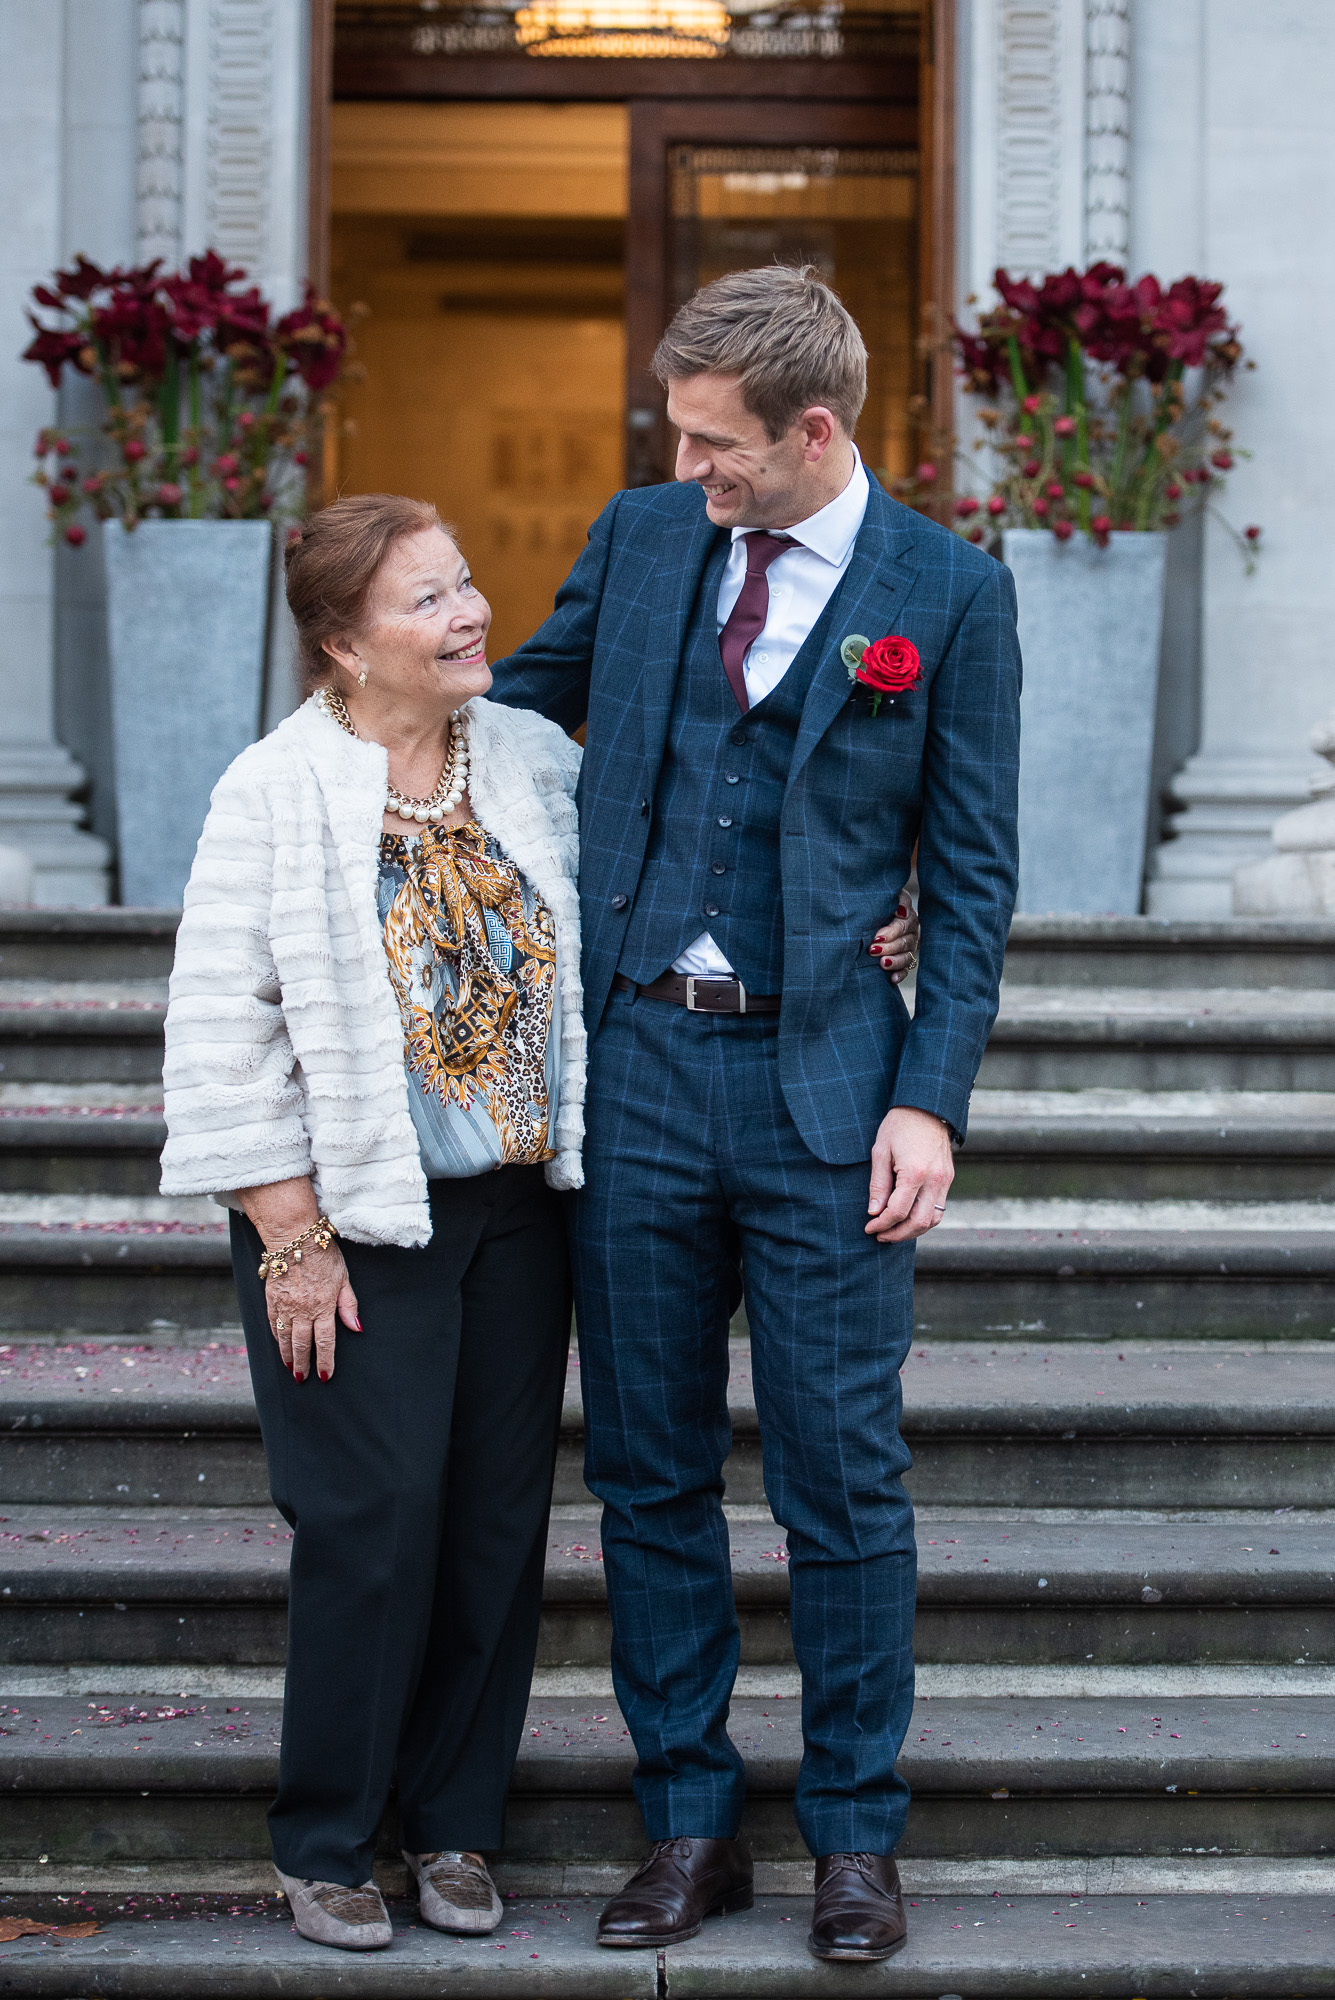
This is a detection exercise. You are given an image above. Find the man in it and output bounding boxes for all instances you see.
[490,265,1020,1962]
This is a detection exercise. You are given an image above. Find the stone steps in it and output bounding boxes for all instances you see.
[8,1339,1335,1510]
[0,1892,1330,1998]
[2,1502,1330,1671]
[0,1690,1330,1896]
[999,914,1335,989]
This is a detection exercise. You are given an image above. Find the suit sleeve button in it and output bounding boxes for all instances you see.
[610,893,629,910]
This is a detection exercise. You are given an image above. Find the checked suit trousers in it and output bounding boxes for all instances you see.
[573,982,918,1857]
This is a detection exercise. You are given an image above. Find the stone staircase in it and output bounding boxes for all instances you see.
[0,909,1333,1995]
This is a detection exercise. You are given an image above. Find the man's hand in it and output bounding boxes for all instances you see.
[866,1106,955,1242]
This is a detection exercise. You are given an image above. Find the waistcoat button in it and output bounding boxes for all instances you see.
[711,861,726,875]
[730,727,748,746]
[704,903,721,918]
[724,771,740,785]
[717,816,733,828]
[610,893,628,910]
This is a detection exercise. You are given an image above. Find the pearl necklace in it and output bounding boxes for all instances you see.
[320,687,469,825]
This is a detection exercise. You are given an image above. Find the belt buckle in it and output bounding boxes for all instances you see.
[684,977,746,1014]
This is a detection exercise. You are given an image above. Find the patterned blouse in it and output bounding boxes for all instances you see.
[377,820,560,1179]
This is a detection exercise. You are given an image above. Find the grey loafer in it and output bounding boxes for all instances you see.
[404,1849,503,1934]
[275,1868,393,1951]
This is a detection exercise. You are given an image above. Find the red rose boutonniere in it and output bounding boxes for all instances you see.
[840,632,922,716]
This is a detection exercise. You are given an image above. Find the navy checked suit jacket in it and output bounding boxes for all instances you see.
[488,475,1021,1163]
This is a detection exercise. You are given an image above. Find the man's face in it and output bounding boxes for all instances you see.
[667,372,838,530]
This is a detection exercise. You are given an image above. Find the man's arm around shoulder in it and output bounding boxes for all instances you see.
[486,491,623,732]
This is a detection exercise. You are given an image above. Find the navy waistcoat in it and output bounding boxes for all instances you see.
[617,536,840,994]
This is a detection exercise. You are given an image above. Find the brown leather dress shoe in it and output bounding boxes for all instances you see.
[808,1852,908,1962]
[597,1836,753,1948]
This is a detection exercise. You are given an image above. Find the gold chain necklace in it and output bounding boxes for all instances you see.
[319,687,470,824]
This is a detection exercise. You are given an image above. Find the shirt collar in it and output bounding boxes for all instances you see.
[730,449,870,567]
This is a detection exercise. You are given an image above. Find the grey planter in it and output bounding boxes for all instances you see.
[103,520,273,908]
[1004,528,1168,916]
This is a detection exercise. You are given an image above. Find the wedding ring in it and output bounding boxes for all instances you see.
[932,1204,947,1211]
[275,1318,285,1330]
[906,952,919,970]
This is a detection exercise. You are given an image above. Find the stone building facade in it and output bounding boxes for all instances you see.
[0,0,1328,909]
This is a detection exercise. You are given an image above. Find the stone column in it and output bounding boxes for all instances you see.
[0,5,111,903]
[1143,0,1333,915]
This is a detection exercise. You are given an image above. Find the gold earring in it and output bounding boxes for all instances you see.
[357,669,368,689]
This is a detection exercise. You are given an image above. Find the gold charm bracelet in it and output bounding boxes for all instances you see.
[257,1215,338,1282]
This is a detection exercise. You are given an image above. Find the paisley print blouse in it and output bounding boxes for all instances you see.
[377,820,560,1179]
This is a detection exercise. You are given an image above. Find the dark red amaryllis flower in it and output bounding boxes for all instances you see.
[21,321,90,388]
[91,283,172,383]
[276,286,348,392]
[162,253,255,345]
[953,324,1009,392]
[1153,277,1236,369]
[48,253,115,303]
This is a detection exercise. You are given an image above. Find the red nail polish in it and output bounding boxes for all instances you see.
[897,906,906,917]
[293,1371,305,1385]
[319,1370,330,1384]
[353,1317,363,1332]
[870,944,883,954]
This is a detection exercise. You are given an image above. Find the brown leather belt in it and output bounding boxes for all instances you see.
[613,972,780,1015]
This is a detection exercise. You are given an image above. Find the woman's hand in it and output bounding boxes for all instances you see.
[869,887,921,984]
[237,1179,361,1385]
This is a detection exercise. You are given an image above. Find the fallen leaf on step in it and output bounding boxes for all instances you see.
[0,1918,101,1943]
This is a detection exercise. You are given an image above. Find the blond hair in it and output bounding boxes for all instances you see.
[652,264,867,440]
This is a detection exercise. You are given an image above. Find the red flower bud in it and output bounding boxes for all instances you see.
[954,495,980,517]
[1210,449,1234,471]
[258,492,273,510]
[63,524,86,547]
[1021,395,1041,415]
[987,496,1006,516]
[47,484,70,508]
[1014,433,1034,451]
[81,475,102,495]
[33,437,49,459]
[1091,513,1112,534]
[916,461,937,484]
[179,447,199,468]
[157,482,183,506]
[1053,415,1077,438]
[1244,524,1262,542]
[1165,481,1182,500]
[968,526,985,543]
[1052,520,1075,541]
[1033,497,1050,518]
[122,439,147,463]
[214,453,239,476]
[1073,470,1096,490]
[1022,459,1041,479]
[286,525,303,546]
[293,449,308,467]
[223,476,241,492]
[55,438,70,455]
[60,464,77,482]
[237,411,256,430]
[1046,482,1065,500]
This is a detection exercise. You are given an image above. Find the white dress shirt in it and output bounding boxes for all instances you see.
[672,450,871,980]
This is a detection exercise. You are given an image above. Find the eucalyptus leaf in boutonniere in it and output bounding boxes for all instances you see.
[841,633,923,717]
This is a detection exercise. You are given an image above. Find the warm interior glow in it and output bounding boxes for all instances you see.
[515,0,731,58]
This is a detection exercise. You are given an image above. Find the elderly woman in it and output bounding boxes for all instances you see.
[161,493,586,1951]
[160,491,921,1956]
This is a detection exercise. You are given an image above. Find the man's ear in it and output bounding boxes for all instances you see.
[798,406,840,462]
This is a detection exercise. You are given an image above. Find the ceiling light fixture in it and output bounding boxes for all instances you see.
[514,0,731,57]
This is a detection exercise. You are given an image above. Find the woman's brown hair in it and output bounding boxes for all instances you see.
[284,493,452,692]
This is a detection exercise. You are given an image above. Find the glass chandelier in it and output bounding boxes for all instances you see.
[514,0,732,57]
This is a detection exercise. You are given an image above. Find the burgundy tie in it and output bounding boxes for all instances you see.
[718,531,796,714]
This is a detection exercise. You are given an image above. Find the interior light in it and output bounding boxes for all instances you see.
[515,0,732,57]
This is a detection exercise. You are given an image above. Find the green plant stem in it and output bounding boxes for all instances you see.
[1131,359,1185,531]
[1061,337,1092,531]
[1108,381,1135,524]
[187,351,204,517]
[1005,335,1029,406]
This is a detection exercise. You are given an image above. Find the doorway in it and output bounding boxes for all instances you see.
[325,2,946,652]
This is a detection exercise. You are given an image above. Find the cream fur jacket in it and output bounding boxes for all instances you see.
[160,693,586,1247]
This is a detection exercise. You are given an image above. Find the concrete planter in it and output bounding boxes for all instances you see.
[1004,529,1168,916]
[103,520,273,908]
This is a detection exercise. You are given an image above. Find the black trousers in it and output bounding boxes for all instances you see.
[232,1165,571,1886]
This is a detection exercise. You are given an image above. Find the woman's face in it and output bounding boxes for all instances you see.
[334,526,493,712]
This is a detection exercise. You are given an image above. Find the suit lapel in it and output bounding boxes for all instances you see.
[641,498,726,783]
[787,484,921,794]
